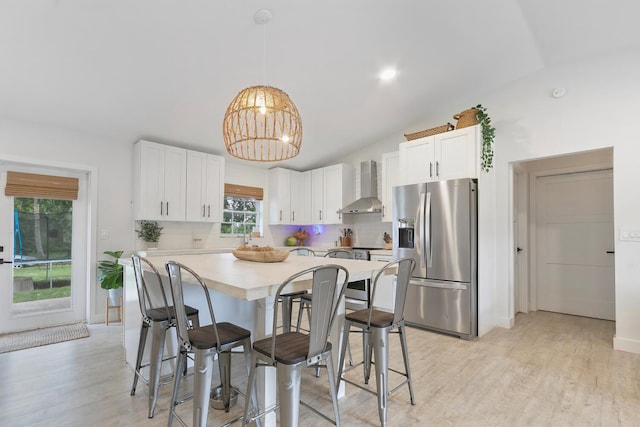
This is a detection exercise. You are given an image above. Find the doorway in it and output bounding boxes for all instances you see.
[0,164,89,333]
[513,148,614,320]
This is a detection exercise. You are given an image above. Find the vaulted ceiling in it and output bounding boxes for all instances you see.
[1,0,639,170]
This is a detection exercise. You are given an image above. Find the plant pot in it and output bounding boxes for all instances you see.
[108,288,123,307]
[146,241,158,250]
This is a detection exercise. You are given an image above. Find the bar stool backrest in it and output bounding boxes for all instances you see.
[131,255,171,321]
[324,249,354,259]
[371,258,416,325]
[289,248,316,256]
[272,264,349,364]
[165,261,220,351]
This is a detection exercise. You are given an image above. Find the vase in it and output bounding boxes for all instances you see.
[108,288,123,307]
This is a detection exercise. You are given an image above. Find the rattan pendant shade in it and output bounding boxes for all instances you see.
[223,85,302,162]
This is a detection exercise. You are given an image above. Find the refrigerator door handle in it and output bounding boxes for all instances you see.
[410,278,468,291]
[425,191,432,268]
[415,192,425,270]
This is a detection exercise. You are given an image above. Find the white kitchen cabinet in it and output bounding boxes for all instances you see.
[185,151,225,222]
[381,151,399,222]
[268,168,311,225]
[268,168,291,225]
[370,253,395,312]
[310,163,353,224]
[134,140,187,221]
[291,170,312,224]
[398,125,479,185]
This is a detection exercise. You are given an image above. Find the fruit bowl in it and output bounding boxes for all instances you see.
[232,246,289,263]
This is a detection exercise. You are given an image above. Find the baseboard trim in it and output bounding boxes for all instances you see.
[613,335,640,355]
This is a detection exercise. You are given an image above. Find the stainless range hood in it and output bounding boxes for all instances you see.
[340,160,382,214]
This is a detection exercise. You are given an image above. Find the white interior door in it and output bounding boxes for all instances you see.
[536,170,614,320]
[0,165,88,333]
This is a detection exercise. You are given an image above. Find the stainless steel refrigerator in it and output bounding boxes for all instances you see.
[392,178,477,339]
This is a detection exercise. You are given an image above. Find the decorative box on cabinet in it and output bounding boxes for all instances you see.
[310,164,353,224]
[381,151,399,222]
[185,151,225,222]
[134,140,187,221]
[399,125,479,185]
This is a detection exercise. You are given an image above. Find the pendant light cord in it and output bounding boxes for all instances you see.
[262,20,267,86]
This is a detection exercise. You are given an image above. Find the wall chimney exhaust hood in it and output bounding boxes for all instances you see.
[340,160,382,214]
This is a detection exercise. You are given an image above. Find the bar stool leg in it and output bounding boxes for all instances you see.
[399,324,416,405]
[217,351,232,412]
[281,295,293,333]
[130,321,149,396]
[363,329,373,384]
[168,349,187,427]
[277,363,303,427]
[325,353,341,427]
[243,352,260,427]
[148,321,168,418]
[193,347,214,427]
[372,327,390,427]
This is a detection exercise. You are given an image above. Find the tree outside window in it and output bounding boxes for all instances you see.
[221,196,261,235]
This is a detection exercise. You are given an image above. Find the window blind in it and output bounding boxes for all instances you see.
[5,171,79,200]
[224,183,263,200]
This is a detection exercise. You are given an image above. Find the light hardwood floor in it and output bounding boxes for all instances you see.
[1,311,639,426]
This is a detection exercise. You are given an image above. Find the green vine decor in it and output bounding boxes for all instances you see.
[475,104,495,172]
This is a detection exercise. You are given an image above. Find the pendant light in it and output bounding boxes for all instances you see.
[222,9,303,162]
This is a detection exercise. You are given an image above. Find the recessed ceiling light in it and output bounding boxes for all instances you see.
[379,68,397,82]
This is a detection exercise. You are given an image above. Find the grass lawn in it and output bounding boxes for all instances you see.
[13,263,71,281]
[13,286,71,303]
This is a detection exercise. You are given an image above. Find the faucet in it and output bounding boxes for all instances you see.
[240,226,253,246]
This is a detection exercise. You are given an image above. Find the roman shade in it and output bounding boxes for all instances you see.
[5,171,79,200]
[224,183,263,200]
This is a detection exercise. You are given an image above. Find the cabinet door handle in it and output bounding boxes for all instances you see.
[429,162,433,178]
[166,202,169,216]
[203,204,206,217]
[319,210,322,221]
[160,201,163,216]
[436,161,440,177]
[382,205,385,217]
[208,205,210,218]
[292,211,295,222]
[279,210,282,221]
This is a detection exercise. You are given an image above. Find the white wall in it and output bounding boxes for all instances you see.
[343,48,640,349]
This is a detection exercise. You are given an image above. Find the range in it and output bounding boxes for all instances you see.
[344,247,384,309]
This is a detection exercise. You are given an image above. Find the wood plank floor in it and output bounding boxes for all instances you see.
[1,311,639,426]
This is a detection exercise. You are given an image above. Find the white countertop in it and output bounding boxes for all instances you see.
[122,252,390,301]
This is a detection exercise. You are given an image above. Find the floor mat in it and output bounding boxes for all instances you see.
[0,322,90,354]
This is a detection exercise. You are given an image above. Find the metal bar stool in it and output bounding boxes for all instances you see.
[296,249,353,331]
[279,248,316,333]
[130,255,200,418]
[166,261,252,427]
[243,264,349,427]
[336,258,417,427]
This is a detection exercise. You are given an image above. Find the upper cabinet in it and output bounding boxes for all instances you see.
[134,140,225,222]
[399,125,479,185]
[381,151,399,222]
[268,168,312,225]
[185,151,225,223]
[311,163,353,224]
[291,170,312,225]
[134,140,187,221]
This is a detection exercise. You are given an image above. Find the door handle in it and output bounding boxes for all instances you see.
[606,250,615,254]
[0,258,13,265]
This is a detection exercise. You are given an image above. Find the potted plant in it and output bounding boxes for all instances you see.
[98,250,124,306]
[135,220,163,249]
[474,104,496,173]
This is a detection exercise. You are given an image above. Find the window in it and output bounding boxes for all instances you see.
[221,196,261,235]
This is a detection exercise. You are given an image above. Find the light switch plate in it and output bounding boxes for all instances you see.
[619,228,640,242]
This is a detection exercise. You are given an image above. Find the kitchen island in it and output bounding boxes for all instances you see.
[121,252,391,426]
